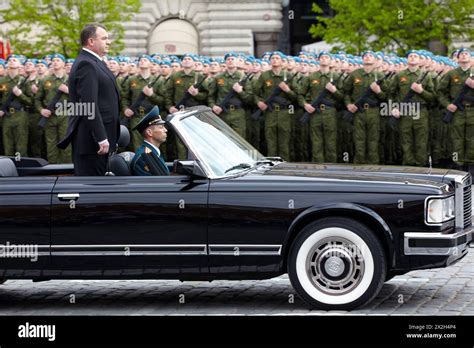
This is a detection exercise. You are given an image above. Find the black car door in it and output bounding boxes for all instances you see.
[50,175,209,276]
[0,176,54,274]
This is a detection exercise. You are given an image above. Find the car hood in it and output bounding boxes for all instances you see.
[250,162,459,194]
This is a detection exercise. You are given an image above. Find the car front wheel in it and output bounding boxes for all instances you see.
[288,217,386,310]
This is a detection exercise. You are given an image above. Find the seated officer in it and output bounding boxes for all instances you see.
[131,106,170,176]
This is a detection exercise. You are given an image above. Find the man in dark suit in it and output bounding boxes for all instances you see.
[57,23,120,175]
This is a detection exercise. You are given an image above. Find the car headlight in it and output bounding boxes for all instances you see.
[426,196,455,224]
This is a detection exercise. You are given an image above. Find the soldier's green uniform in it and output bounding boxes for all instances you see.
[291,72,309,162]
[121,74,164,151]
[389,69,435,166]
[337,73,354,163]
[165,70,207,159]
[428,71,445,166]
[437,66,474,166]
[208,70,253,138]
[298,71,343,163]
[24,76,43,158]
[35,74,71,164]
[379,71,399,165]
[253,70,298,160]
[0,74,31,157]
[343,68,387,164]
[247,73,263,152]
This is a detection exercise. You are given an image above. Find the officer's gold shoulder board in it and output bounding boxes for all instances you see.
[217,78,225,86]
[265,80,273,87]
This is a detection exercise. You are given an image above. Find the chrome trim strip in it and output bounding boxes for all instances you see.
[208,244,282,256]
[404,229,473,256]
[57,193,80,200]
[454,176,464,229]
[50,244,208,256]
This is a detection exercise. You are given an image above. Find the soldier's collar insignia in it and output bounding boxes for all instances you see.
[265,80,273,87]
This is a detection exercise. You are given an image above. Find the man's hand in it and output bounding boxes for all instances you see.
[466,77,474,89]
[391,108,401,118]
[411,82,423,93]
[31,84,38,94]
[278,81,290,93]
[232,82,243,93]
[58,84,69,94]
[97,139,109,155]
[143,85,154,97]
[0,111,4,117]
[447,104,458,113]
[347,104,358,113]
[12,86,22,96]
[257,101,268,111]
[325,82,337,93]
[188,86,198,96]
[212,105,223,115]
[169,106,179,114]
[124,108,134,117]
[304,103,316,114]
[370,82,381,94]
[40,109,52,118]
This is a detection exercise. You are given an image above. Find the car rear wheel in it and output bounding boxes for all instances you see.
[288,217,386,310]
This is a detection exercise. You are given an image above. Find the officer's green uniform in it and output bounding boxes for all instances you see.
[0,74,31,157]
[23,76,43,158]
[291,72,309,162]
[253,70,298,160]
[208,70,253,139]
[121,74,164,151]
[298,71,343,163]
[389,69,435,166]
[437,67,474,166]
[35,74,71,164]
[337,73,354,163]
[164,70,207,159]
[343,68,387,164]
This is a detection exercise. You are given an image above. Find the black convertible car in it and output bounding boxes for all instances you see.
[0,106,472,310]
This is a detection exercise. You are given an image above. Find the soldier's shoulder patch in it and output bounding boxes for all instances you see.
[265,80,273,87]
[311,79,320,85]
[217,78,225,86]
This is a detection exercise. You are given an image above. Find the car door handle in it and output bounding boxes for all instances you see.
[57,193,80,201]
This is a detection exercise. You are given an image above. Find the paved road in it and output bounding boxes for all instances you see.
[0,245,472,316]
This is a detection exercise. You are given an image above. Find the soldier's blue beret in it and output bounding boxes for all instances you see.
[208,57,219,63]
[361,50,376,58]
[262,59,270,64]
[254,59,262,65]
[406,50,419,57]
[270,51,286,59]
[224,52,239,60]
[36,59,47,66]
[24,58,38,65]
[160,60,172,67]
[66,58,75,64]
[293,57,302,63]
[318,50,331,59]
[132,106,165,133]
[107,57,119,63]
[202,59,210,65]
[138,54,152,61]
[457,47,471,57]
[6,54,22,62]
[182,53,196,61]
[262,51,272,57]
[151,58,161,65]
[51,54,66,62]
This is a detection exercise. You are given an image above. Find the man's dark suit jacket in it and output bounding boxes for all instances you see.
[57,48,120,175]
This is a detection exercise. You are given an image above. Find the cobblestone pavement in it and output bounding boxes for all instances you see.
[0,245,472,316]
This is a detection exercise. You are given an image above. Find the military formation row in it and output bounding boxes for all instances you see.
[0,48,473,169]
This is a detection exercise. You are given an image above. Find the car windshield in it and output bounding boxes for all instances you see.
[169,108,265,178]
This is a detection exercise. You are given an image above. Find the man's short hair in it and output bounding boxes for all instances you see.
[80,23,106,47]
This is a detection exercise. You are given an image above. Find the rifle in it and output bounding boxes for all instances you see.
[216,73,253,113]
[174,74,206,110]
[38,77,68,128]
[1,76,28,116]
[343,71,394,123]
[123,76,160,126]
[252,73,297,121]
[388,70,430,130]
[443,71,474,124]
[299,73,344,124]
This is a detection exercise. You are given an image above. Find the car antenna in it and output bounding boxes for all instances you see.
[428,156,432,175]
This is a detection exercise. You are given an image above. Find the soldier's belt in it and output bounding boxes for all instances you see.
[8,106,24,114]
[225,104,242,111]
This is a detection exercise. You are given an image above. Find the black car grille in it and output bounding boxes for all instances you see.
[463,175,472,228]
